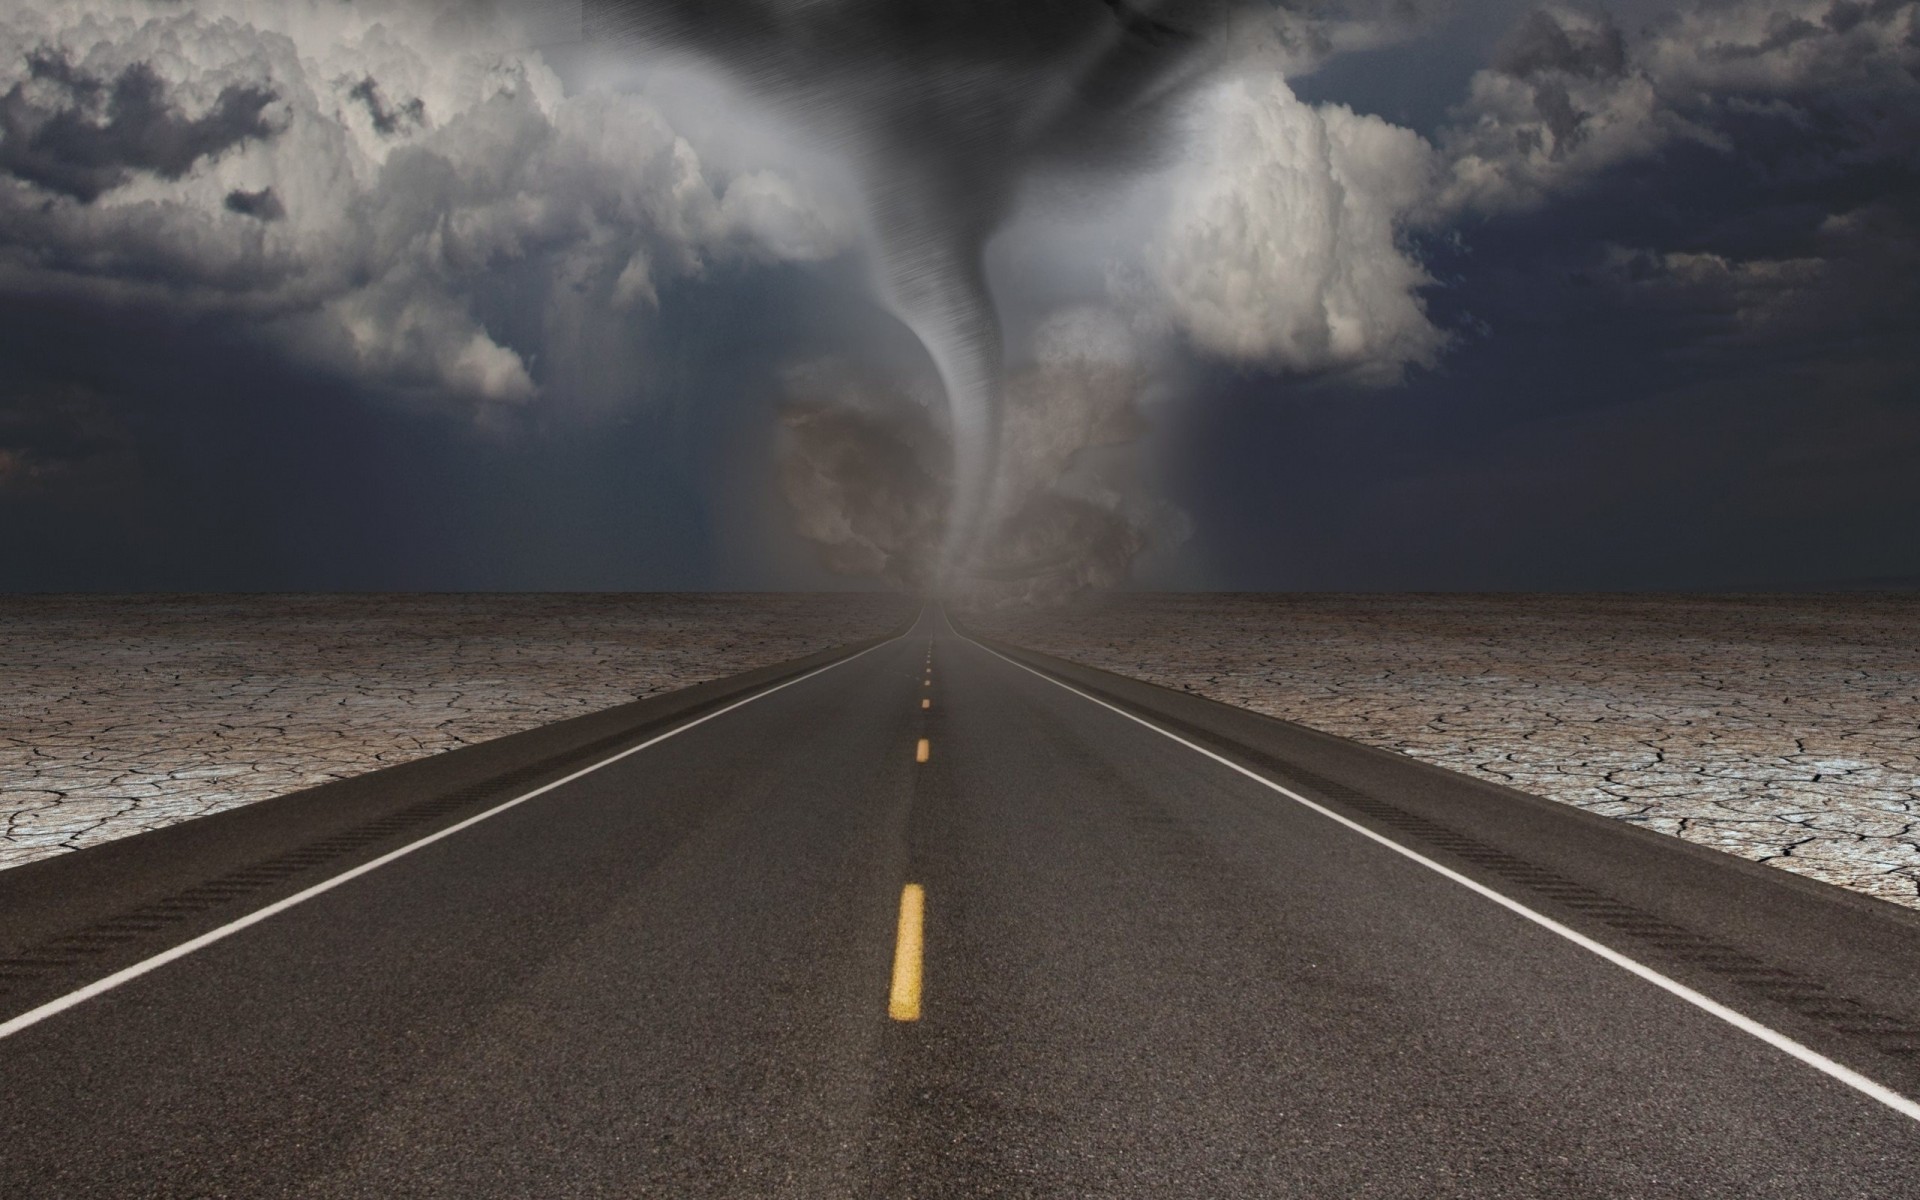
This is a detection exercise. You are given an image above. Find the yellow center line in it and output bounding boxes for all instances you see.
[915,737,930,763]
[889,884,925,1021]
[921,698,931,709]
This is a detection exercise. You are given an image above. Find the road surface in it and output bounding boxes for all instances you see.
[3,606,1919,1196]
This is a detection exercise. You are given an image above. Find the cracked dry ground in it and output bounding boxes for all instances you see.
[962,593,1920,910]
[0,593,912,871]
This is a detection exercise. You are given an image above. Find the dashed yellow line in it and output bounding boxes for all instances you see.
[915,738,930,763]
[921,698,931,710]
[889,884,925,1021]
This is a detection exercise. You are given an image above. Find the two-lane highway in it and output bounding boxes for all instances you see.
[3,606,1919,1196]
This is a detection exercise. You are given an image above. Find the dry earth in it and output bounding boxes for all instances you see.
[963,594,1920,909]
[0,593,911,871]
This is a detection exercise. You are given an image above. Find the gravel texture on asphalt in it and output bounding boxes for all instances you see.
[961,593,1920,908]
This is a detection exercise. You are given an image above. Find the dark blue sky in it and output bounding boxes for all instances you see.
[2,0,1915,591]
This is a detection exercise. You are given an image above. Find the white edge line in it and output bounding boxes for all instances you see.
[952,615,1920,1126]
[0,618,916,1043]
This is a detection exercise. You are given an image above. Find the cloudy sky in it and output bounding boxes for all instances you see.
[1,0,1915,592]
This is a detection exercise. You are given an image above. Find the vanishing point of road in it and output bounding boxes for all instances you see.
[4,607,1920,1196]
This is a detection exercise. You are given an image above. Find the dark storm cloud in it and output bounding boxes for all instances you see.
[1822,0,1915,35]
[0,3,861,406]
[1697,0,1918,70]
[1521,80,1584,151]
[1713,0,1915,60]
[0,53,278,202]
[1495,8,1627,80]
[1622,6,1919,343]
[223,186,285,221]
[345,77,427,137]
[1481,9,1631,157]
[1441,2,1920,211]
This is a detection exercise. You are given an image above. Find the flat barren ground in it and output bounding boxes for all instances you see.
[0,593,911,871]
[963,593,1920,909]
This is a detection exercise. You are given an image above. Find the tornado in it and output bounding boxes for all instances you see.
[593,0,1251,582]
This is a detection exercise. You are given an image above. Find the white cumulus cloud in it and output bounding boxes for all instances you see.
[1145,65,1444,383]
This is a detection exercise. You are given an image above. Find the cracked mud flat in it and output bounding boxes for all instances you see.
[964,594,1920,909]
[1,593,911,871]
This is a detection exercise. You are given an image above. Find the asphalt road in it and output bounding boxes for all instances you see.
[4,606,1920,1197]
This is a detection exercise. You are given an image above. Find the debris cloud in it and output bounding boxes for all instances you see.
[777,308,1179,606]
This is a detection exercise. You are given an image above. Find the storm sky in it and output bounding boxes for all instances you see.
[1,0,1916,592]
